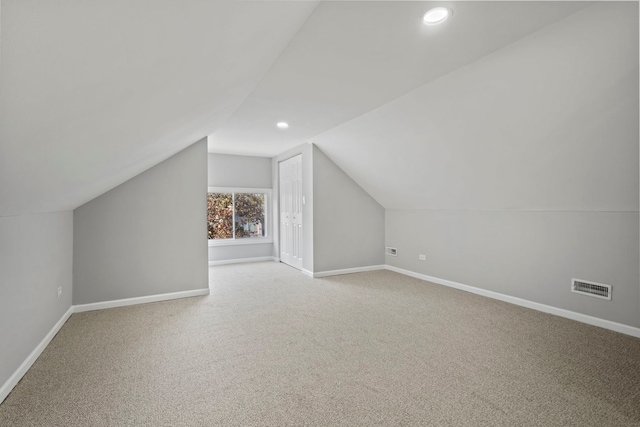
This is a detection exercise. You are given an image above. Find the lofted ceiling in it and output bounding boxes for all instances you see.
[312,2,639,211]
[0,0,318,216]
[2,1,636,217]
[210,1,589,156]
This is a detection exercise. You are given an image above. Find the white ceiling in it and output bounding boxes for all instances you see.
[2,1,636,216]
[210,1,589,157]
[0,0,318,216]
[313,3,639,211]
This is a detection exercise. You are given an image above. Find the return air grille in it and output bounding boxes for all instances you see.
[571,278,611,300]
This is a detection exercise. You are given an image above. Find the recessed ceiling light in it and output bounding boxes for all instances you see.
[423,7,451,25]
[277,122,289,129]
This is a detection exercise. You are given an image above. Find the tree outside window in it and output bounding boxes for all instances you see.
[207,192,266,240]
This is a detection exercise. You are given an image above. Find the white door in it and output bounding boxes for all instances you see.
[279,155,303,270]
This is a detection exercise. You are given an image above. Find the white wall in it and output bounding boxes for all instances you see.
[208,153,273,263]
[0,211,73,393]
[73,139,208,304]
[313,145,384,272]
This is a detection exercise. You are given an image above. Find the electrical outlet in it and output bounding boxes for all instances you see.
[419,254,426,261]
[57,287,62,298]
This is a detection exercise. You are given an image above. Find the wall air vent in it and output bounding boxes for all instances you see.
[571,278,611,300]
[385,247,398,256]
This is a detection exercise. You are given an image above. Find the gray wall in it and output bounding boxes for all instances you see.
[208,153,272,189]
[385,3,640,329]
[208,153,273,262]
[209,243,273,263]
[73,139,208,304]
[313,145,385,272]
[273,143,314,272]
[0,211,73,390]
[386,210,639,328]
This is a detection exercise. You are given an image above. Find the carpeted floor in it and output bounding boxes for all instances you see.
[1,261,639,426]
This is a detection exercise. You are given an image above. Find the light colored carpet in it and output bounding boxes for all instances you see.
[1,261,639,426]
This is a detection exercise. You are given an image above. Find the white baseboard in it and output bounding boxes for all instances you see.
[311,265,386,278]
[73,288,210,313]
[209,256,278,266]
[385,265,640,339]
[301,269,314,278]
[0,306,74,404]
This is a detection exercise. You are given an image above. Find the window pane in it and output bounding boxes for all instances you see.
[234,193,265,238]
[207,193,233,239]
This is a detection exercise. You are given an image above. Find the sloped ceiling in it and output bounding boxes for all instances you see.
[0,0,318,216]
[2,1,635,217]
[210,1,589,156]
[313,3,639,211]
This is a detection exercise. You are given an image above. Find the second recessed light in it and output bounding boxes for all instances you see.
[277,122,289,129]
[423,7,451,25]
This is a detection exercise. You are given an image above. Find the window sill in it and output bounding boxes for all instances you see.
[208,238,273,247]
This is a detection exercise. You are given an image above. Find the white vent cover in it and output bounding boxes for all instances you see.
[571,278,611,300]
[385,247,397,256]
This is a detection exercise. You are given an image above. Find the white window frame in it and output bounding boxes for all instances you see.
[207,187,272,247]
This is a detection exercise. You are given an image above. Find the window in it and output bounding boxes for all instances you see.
[207,188,270,245]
